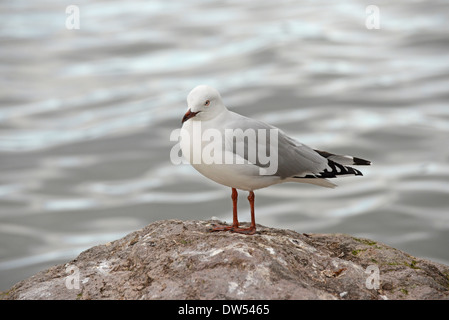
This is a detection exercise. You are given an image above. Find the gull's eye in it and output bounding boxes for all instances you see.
[204,100,210,107]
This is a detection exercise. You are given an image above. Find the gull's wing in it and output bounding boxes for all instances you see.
[222,111,370,180]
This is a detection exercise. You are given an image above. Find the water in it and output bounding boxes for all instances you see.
[1,0,449,291]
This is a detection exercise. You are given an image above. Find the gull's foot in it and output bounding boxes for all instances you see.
[209,224,236,232]
[209,224,256,235]
[230,226,256,235]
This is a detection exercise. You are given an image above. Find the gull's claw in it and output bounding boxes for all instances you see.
[209,224,235,232]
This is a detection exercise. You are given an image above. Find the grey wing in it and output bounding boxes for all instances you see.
[270,131,370,179]
[224,111,371,180]
[275,132,330,179]
[224,112,329,178]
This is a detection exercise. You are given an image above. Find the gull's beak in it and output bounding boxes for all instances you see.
[182,109,200,124]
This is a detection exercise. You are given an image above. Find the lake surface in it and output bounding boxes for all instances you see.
[1,0,449,291]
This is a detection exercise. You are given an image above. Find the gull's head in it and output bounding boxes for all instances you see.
[182,85,226,124]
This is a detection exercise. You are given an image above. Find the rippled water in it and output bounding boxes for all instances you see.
[1,0,449,291]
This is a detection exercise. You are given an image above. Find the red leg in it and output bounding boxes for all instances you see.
[210,188,239,232]
[230,191,256,235]
[231,187,239,227]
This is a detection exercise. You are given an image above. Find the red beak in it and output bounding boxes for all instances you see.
[182,109,200,124]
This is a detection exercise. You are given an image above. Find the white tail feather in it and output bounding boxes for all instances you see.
[286,177,337,188]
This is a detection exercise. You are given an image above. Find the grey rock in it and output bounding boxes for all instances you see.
[2,219,449,300]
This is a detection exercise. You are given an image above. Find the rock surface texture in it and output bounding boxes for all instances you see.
[2,219,449,300]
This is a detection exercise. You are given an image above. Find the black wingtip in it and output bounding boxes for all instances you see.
[353,157,371,166]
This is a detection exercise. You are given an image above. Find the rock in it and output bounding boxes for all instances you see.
[1,219,448,300]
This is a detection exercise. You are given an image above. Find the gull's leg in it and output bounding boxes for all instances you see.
[231,187,239,227]
[209,188,239,232]
[230,191,256,235]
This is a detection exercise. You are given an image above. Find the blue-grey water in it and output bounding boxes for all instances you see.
[1,0,449,291]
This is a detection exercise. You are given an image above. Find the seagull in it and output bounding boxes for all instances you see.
[180,85,371,235]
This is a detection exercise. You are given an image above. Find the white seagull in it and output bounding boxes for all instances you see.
[180,85,371,235]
